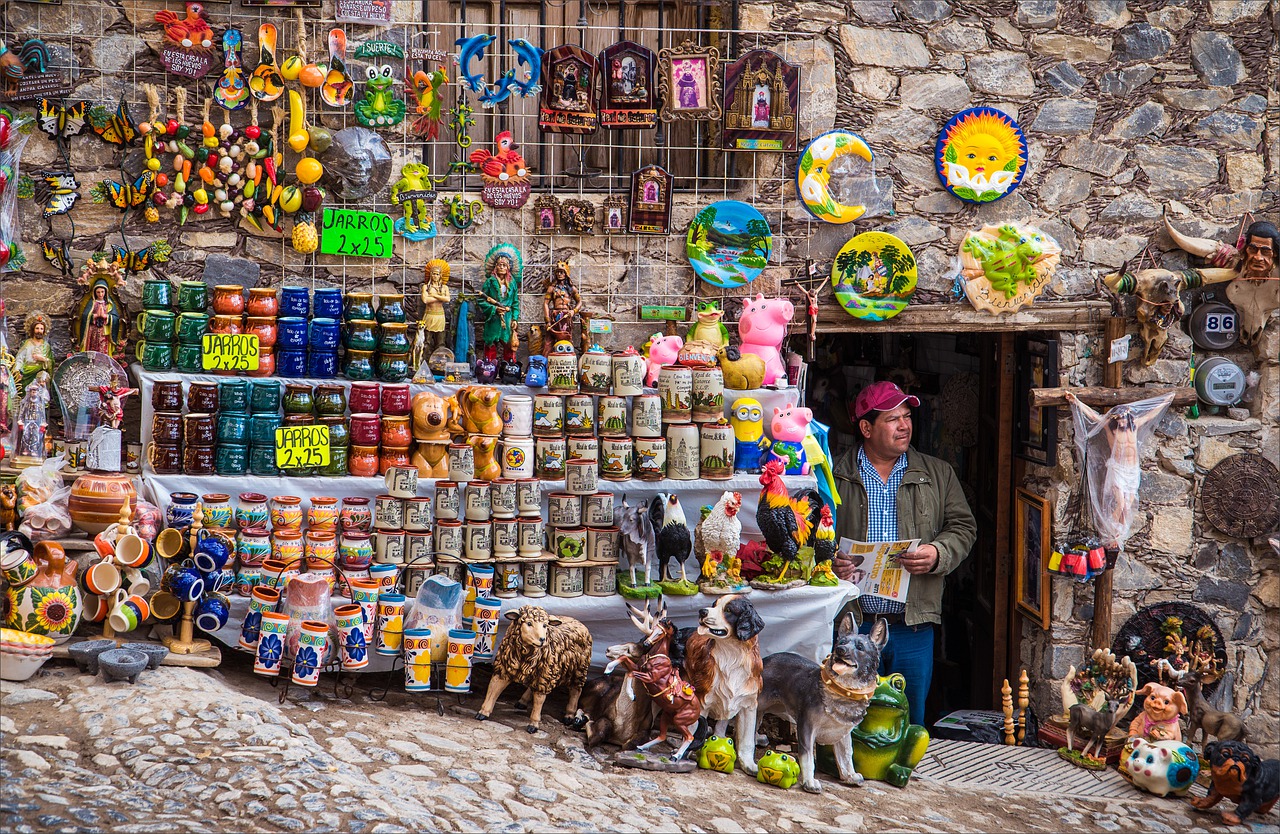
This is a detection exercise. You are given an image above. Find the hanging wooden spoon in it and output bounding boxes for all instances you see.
[249,23,284,102]
[214,28,249,111]
[321,28,354,108]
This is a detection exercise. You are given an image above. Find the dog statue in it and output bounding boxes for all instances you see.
[1190,740,1280,825]
[755,613,886,793]
[682,594,765,775]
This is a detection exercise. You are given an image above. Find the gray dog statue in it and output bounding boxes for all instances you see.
[755,614,888,793]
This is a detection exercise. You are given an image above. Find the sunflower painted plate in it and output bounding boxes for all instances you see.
[831,231,917,321]
[686,200,772,289]
[795,130,877,224]
[935,107,1027,204]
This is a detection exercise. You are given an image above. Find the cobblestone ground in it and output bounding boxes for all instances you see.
[0,658,1270,834]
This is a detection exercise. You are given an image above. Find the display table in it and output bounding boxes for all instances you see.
[210,580,860,671]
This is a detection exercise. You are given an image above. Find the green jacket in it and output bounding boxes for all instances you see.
[834,446,977,627]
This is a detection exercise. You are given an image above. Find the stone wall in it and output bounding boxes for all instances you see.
[2,0,1276,737]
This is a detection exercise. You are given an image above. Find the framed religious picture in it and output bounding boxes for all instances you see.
[628,165,673,235]
[599,40,657,129]
[722,49,799,151]
[533,195,560,235]
[603,195,628,235]
[538,44,599,134]
[1015,488,1051,629]
[1016,335,1059,465]
[658,41,721,123]
[560,199,596,235]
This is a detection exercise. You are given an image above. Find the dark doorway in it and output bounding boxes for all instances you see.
[806,331,1017,721]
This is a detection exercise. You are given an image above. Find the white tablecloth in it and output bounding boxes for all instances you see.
[212,581,860,671]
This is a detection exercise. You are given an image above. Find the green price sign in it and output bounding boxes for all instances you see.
[201,333,260,371]
[321,208,394,258]
[274,425,331,469]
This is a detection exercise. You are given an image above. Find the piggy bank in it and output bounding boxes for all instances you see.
[738,295,794,387]
[644,332,684,386]
[768,402,812,475]
[1126,739,1199,797]
[525,355,548,388]
[697,735,737,774]
[756,750,800,789]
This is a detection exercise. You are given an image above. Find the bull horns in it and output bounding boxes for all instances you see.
[1164,212,1220,259]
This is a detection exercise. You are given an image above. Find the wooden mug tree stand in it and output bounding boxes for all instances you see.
[161,507,212,656]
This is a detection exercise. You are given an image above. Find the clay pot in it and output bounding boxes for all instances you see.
[245,317,278,348]
[68,472,138,535]
[246,287,279,317]
[4,542,82,643]
[211,285,245,315]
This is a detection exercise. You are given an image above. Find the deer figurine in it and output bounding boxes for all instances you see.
[1156,655,1248,746]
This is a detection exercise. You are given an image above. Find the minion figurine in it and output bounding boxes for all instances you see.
[730,397,770,473]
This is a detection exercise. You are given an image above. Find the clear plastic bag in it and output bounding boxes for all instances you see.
[1069,393,1174,553]
[19,484,72,542]
[16,454,65,513]
[283,573,335,665]
[0,111,33,272]
[404,574,463,662]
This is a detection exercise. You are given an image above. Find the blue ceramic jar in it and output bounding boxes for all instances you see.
[280,286,310,318]
[278,317,308,350]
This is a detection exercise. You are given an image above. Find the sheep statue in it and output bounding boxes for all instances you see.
[475,605,592,734]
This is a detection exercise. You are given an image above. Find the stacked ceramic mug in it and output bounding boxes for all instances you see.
[375,293,411,383]
[214,379,251,476]
[137,277,177,372]
[244,287,279,378]
[246,380,282,477]
[174,279,210,373]
[181,380,217,475]
[280,383,318,476]
[208,284,246,376]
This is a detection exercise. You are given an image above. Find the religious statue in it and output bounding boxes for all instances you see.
[14,311,54,398]
[477,243,521,379]
[0,336,16,459]
[86,377,135,473]
[72,257,129,361]
[543,259,582,357]
[95,378,137,431]
[413,259,451,372]
[13,370,52,469]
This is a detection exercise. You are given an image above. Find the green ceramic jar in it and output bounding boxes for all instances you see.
[377,354,411,383]
[344,292,375,322]
[314,384,347,417]
[282,384,315,415]
[318,415,349,448]
[320,445,349,477]
[344,350,375,381]
[345,319,378,351]
[249,445,279,476]
[378,322,411,355]
[375,293,407,324]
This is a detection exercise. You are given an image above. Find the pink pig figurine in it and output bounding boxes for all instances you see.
[738,294,793,387]
[644,332,684,387]
[768,402,812,475]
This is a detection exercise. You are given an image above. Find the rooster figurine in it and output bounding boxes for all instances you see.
[756,458,822,583]
[155,2,214,50]
[813,504,837,566]
[696,491,747,593]
[649,493,697,595]
[468,130,529,184]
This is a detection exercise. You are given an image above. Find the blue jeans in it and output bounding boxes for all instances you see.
[859,620,934,727]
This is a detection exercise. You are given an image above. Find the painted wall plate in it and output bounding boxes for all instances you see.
[958,223,1061,314]
[796,130,876,224]
[686,200,771,289]
[935,107,1027,203]
[831,231,917,321]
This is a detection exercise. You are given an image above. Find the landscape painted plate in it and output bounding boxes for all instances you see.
[831,231,917,321]
[686,200,772,289]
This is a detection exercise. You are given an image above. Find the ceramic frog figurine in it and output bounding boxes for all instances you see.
[697,735,737,774]
[849,673,930,787]
[688,300,730,351]
[961,223,1045,298]
[355,64,406,128]
[756,750,800,789]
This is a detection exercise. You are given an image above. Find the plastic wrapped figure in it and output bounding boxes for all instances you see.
[13,370,51,468]
[543,260,582,357]
[14,311,54,397]
[413,259,451,370]
[1068,392,1173,553]
[478,243,521,367]
[72,259,128,361]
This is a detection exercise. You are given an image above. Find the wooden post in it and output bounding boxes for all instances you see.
[1001,679,1015,745]
[1016,669,1030,745]
[1090,317,1126,651]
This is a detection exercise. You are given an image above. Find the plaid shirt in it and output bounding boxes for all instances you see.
[858,446,908,615]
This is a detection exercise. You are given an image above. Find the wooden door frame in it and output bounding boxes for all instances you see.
[991,331,1017,707]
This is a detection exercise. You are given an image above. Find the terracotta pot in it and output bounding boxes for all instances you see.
[380,415,412,449]
[209,314,243,336]
[349,445,380,477]
[211,285,245,315]
[246,287,279,317]
[380,447,412,475]
[68,472,139,535]
[245,316,278,348]
[247,346,276,378]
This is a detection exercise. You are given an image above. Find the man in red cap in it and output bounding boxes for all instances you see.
[832,380,976,726]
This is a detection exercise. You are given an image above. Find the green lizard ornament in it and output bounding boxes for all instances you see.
[354,64,406,128]
[688,300,730,350]
[961,223,1046,299]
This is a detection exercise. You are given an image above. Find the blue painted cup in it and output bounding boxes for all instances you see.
[169,567,205,603]
[308,318,341,351]
[313,287,342,319]
[248,413,281,446]
[195,593,231,633]
[216,412,249,445]
[278,317,309,350]
[280,286,311,318]
[277,350,308,378]
[167,493,199,530]
[307,350,339,378]
[193,533,232,573]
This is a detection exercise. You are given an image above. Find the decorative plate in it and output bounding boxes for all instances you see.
[935,107,1027,204]
[830,231,917,321]
[686,200,771,289]
[958,223,1061,314]
[1202,453,1280,539]
[1112,602,1227,699]
[796,130,877,224]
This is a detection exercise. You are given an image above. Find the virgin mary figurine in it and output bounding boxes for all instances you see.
[71,257,129,361]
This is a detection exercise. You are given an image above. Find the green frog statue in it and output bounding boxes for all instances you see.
[353,41,407,128]
[847,673,930,787]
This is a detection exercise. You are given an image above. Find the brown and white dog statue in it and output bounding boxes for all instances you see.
[682,594,766,775]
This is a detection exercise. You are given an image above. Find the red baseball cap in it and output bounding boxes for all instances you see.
[854,381,921,420]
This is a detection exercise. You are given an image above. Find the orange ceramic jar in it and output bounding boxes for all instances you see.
[209,314,243,335]
[246,287,279,317]
[247,347,275,378]
[379,446,412,475]
[245,316,278,347]
[349,445,380,477]
[380,415,412,449]
[211,285,245,315]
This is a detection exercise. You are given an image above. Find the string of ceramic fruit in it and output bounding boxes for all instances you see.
[238,99,284,235]
[283,88,325,254]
